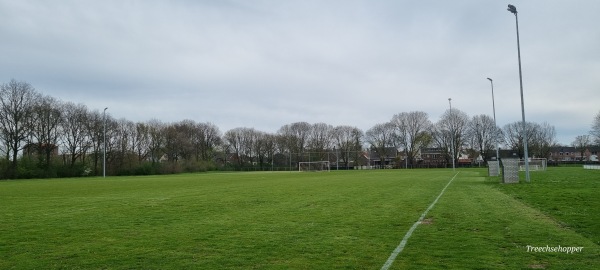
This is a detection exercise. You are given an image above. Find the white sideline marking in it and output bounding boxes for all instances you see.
[381,172,460,270]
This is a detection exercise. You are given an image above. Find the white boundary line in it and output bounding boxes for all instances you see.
[381,172,460,270]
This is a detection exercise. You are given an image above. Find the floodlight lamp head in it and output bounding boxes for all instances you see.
[487,78,492,82]
[507,4,517,14]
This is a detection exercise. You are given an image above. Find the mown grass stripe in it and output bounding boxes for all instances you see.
[381,172,459,270]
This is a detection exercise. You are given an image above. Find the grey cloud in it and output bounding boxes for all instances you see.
[0,0,598,144]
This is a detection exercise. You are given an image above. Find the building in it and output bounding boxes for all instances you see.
[549,146,600,162]
[368,147,399,168]
[22,143,59,157]
[419,148,447,168]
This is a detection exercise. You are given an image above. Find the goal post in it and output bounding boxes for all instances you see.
[519,158,547,171]
[299,161,330,172]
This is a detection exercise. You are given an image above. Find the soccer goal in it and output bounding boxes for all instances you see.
[519,158,547,171]
[299,161,330,172]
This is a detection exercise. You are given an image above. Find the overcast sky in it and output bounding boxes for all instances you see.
[1,0,599,145]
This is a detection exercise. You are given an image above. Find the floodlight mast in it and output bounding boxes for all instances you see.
[448,98,455,172]
[487,78,500,165]
[103,107,108,178]
[507,4,530,182]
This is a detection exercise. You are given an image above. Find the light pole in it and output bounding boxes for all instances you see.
[448,98,455,172]
[402,124,408,169]
[334,146,338,170]
[103,107,108,178]
[507,4,530,182]
[487,78,501,166]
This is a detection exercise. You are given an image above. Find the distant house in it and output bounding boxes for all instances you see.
[458,152,474,166]
[549,146,600,162]
[419,148,447,168]
[549,146,577,161]
[368,147,398,168]
[23,143,59,157]
[497,149,521,159]
[582,147,600,162]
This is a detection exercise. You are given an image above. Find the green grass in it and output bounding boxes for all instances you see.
[392,169,600,269]
[0,168,598,269]
[493,167,600,246]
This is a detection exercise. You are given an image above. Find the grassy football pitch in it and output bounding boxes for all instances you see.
[1,168,598,269]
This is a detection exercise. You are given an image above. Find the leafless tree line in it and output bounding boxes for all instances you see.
[570,111,600,159]
[0,79,570,178]
[366,109,560,166]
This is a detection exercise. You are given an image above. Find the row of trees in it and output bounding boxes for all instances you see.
[570,111,600,158]
[364,110,559,167]
[2,79,595,179]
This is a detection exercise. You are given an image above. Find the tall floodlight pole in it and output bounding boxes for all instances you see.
[507,4,530,182]
[487,78,501,165]
[448,98,455,172]
[103,107,108,178]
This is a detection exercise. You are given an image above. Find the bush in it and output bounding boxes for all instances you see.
[16,157,46,179]
[133,163,161,176]
[1,157,220,179]
[0,159,11,179]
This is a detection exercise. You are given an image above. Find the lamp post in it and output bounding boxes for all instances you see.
[334,146,338,170]
[507,4,530,182]
[448,98,455,172]
[103,107,108,178]
[487,78,501,166]
[402,124,408,169]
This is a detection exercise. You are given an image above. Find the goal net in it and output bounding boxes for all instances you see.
[519,158,547,171]
[299,161,330,172]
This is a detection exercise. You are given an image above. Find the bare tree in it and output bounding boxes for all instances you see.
[503,122,524,158]
[433,108,470,165]
[259,133,277,169]
[103,117,120,174]
[572,135,591,161]
[112,118,137,172]
[503,121,556,159]
[431,122,452,165]
[467,114,499,161]
[196,122,221,161]
[502,121,536,159]
[530,122,557,159]
[163,120,196,163]
[332,125,363,168]
[163,125,180,163]
[592,111,600,145]
[60,102,91,167]
[146,119,166,164]
[28,95,62,170]
[241,127,257,165]
[224,127,247,167]
[308,123,334,160]
[366,122,395,168]
[277,122,311,164]
[253,131,275,169]
[222,128,289,169]
[0,79,38,177]
[85,109,105,175]
[391,111,432,167]
[133,122,152,162]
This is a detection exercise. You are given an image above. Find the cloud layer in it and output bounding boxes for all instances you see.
[1,0,598,144]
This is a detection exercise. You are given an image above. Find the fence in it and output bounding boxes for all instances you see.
[583,164,600,170]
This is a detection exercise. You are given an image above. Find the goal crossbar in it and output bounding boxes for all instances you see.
[519,158,547,171]
[299,161,330,172]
